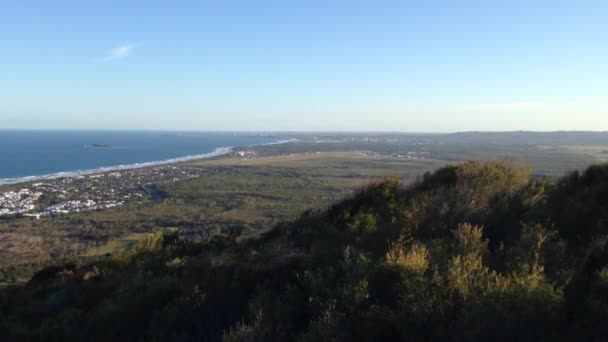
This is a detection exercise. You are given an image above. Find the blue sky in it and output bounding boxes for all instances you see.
[1,1,607,131]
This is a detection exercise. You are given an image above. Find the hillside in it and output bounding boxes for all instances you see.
[1,161,608,341]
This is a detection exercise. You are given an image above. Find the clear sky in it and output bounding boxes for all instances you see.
[1,1,607,131]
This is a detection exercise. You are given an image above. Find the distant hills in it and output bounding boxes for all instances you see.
[437,131,608,145]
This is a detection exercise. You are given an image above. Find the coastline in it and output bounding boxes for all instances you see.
[0,138,296,186]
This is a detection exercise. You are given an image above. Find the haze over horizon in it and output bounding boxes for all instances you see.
[2,128,608,134]
[2,1,607,131]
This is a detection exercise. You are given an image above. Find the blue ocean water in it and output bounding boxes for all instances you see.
[0,131,279,184]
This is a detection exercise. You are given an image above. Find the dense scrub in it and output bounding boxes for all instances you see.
[1,161,608,341]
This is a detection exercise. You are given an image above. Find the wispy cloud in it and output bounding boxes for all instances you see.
[102,44,136,61]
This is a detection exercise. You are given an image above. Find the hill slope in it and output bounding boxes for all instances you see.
[1,161,608,341]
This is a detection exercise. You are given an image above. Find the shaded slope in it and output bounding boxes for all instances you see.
[1,161,608,341]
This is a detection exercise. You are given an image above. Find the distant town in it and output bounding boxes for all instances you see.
[0,149,260,218]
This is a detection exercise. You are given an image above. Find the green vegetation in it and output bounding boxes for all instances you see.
[253,141,601,176]
[2,160,608,341]
[2,135,607,269]
[0,152,440,268]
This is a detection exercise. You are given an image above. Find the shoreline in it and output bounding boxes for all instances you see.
[0,138,296,186]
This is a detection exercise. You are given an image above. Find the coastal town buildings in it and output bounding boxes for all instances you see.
[0,164,209,218]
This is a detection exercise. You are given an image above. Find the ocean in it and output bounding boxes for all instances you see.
[0,130,280,184]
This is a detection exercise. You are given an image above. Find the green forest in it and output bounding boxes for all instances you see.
[1,160,607,341]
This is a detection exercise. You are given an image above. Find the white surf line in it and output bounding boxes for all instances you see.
[0,138,295,185]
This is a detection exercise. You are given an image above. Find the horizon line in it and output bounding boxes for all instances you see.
[1,128,608,134]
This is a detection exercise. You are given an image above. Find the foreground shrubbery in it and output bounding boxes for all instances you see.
[1,161,608,341]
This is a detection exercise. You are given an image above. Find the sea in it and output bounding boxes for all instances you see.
[0,130,281,185]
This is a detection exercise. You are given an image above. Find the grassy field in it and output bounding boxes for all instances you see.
[251,142,604,177]
[564,145,608,163]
